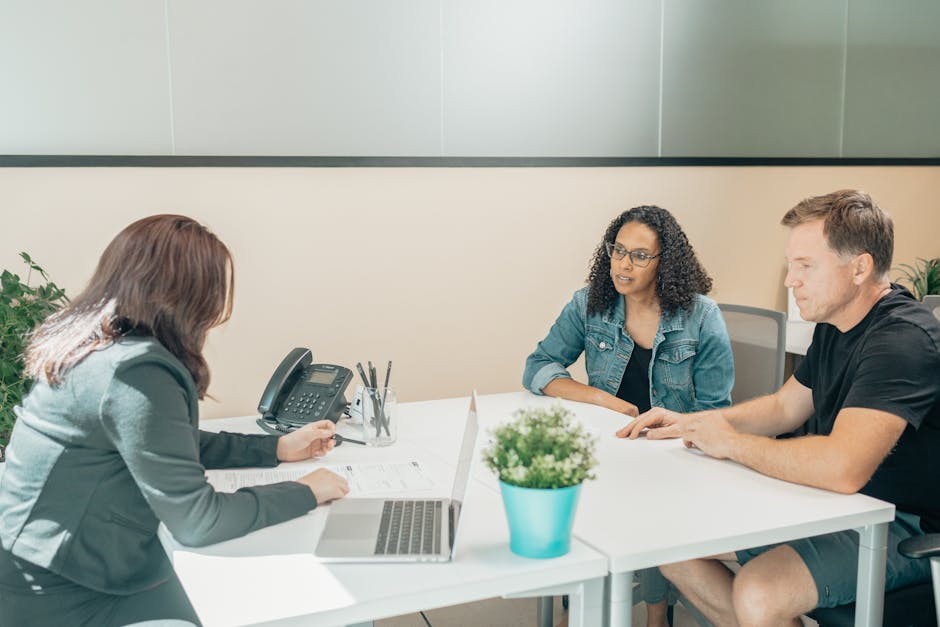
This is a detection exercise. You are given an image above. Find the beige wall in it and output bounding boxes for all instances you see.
[2,166,938,418]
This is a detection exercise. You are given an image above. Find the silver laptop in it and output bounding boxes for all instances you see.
[314,392,479,562]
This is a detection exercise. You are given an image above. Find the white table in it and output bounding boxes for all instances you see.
[786,320,815,356]
[472,393,894,627]
[159,411,609,627]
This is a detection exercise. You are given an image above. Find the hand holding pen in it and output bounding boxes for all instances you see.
[333,433,367,446]
[275,420,339,461]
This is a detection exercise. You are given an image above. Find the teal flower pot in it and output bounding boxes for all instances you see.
[498,480,582,559]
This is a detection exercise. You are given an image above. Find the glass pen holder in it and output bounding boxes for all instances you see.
[361,386,396,446]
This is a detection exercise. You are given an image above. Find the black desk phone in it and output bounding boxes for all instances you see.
[257,347,353,433]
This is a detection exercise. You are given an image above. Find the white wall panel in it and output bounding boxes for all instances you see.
[168,0,441,156]
[0,1,172,154]
[442,0,661,157]
[843,0,940,157]
[661,0,847,157]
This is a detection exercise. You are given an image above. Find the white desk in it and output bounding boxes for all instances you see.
[472,393,894,627]
[159,412,608,627]
[786,320,815,356]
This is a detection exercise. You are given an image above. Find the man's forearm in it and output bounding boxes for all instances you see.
[720,394,788,436]
[726,432,856,493]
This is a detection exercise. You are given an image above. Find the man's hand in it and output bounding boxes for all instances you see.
[276,420,336,462]
[616,407,683,439]
[679,412,738,459]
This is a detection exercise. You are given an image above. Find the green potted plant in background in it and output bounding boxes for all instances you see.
[482,404,598,558]
[895,257,940,301]
[1,253,69,462]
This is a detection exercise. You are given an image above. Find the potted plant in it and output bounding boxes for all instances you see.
[1,253,69,462]
[895,257,940,301]
[482,404,598,558]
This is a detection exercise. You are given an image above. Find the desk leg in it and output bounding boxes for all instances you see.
[854,522,887,627]
[504,577,604,627]
[607,571,633,627]
[931,559,940,622]
[567,576,605,627]
[537,596,554,627]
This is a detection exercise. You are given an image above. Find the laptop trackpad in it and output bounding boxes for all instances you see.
[327,514,379,539]
[317,504,384,558]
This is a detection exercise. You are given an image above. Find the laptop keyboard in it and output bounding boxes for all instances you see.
[374,500,443,555]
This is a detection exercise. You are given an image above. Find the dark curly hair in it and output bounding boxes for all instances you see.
[586,206,712,317]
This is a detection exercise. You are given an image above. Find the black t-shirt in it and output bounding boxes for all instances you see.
[794,285,940,532]
[616,346,652,414]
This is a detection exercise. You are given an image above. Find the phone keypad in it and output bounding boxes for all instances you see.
[276,367,352,426]
[285,390,321,416]
[282,383,339,422]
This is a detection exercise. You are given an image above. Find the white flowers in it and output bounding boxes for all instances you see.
[481,404,598,489]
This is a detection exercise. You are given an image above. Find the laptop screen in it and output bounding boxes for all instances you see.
[450,391,479,507]
[446,392,479,557]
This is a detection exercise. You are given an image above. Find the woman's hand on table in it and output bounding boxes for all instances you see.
[297,468,350,504]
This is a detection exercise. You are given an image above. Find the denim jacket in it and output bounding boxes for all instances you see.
[523,287,734,412]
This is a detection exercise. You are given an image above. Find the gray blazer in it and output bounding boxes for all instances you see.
[0,336,316,594]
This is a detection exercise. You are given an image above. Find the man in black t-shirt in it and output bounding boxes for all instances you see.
[618,189,940,626]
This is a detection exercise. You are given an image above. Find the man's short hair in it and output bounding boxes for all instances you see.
[781,189,894,277]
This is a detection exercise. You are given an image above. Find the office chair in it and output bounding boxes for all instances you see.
[808,533,940,627]
[717,304,786,403]
[922,295,940,322]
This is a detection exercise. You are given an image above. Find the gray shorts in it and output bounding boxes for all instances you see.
[736,511,931,608]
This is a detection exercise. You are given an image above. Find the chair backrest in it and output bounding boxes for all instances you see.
[718,304,786,404]
[922,295,940,322]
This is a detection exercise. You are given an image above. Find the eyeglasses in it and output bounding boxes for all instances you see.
[604,242,660,267]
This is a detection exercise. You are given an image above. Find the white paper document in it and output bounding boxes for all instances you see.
[206,461,434,497]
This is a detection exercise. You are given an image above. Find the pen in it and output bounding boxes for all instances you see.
[368,361,377,389]
[382,360,392,393]
[363,361,381,436]
[380,360,392,436]
[367,361,386,435]
[355,362,370,389]
[332,433,367,446]
[356,361,382,433]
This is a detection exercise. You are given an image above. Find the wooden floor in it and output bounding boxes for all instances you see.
[377,596,700,627]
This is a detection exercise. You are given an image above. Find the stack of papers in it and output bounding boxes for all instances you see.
[206,461,434,497]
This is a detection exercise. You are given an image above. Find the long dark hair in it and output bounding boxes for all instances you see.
[25,215,234,398]
[586,206,712,317]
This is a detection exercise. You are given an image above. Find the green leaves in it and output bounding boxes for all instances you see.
[0,253,69,448]
[895,257,940,301]
[481,404,598,489]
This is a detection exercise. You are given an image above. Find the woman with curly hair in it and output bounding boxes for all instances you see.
[522,205,733,627]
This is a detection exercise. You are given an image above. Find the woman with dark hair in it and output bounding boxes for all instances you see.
[0,215,349,626]
[523,205,733,627]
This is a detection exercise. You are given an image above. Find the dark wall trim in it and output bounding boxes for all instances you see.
[1,155,938,168]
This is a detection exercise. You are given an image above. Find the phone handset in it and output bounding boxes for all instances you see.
[257,347,312,420]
